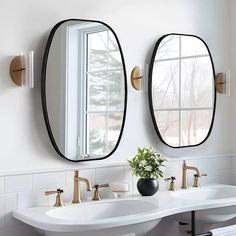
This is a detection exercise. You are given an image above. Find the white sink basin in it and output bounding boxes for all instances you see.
[170,185,236,224]
[171,185,236,201]
[47,199,157,222]
[13,198,161,236]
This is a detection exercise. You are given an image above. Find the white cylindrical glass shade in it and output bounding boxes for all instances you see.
[24,51,34,88]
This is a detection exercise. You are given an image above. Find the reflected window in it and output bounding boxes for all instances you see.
[66,23,124,158]
[150,34,215,147]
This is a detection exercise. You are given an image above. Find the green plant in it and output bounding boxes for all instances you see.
[128,147,166,179]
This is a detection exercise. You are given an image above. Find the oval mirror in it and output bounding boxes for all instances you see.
[42,19,127,161]
[149,34,216,148]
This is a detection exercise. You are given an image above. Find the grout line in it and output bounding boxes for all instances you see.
[31,174,33,191]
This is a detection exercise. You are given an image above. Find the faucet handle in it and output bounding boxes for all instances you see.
[92,183,109,201]
[94,184,109,189]
[165,176,176,181]
[193,174,200,188]
[200,173,208,177]
[193,173,207,188]
[45,189,64,207]
[165,176,176,191]
[193,172,207,178]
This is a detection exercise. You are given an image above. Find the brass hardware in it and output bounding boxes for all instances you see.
[10,55,25,86]
[131,66,142,90]
[45,189,64,207]
[92,183,109,201]
[192,173,207,188]
[9,51,34,88]
[200,173,208,177]
[215,73,225,94]
[181,161,200,189]
[72,170,92,204]
[165,176,176,191]
[181,161,207,189]
[193,174,200,188]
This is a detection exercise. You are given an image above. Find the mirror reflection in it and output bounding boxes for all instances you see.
[42,20,127,161]
[149,34,215,147]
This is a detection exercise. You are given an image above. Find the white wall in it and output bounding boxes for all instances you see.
[0,1,234,235]
[230,0,236,155]
[0,0,232,174]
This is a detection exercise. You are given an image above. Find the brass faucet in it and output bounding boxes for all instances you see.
[72,170,92,203]
[181,160,207,189]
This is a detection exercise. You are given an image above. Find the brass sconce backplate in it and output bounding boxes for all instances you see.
[10,56,25,86]
[215,72,225,94]
[131,66,142,90]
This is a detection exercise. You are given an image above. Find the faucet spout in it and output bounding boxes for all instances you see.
[77,177,92,191]
[72,171,91,204]
[181,161,201,189]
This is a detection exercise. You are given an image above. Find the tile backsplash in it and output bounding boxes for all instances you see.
[0,154,234,236]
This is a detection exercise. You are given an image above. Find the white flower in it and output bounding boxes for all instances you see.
[144,165,152,172]
[139,160,147,167]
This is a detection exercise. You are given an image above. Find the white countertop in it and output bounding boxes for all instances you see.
[13,184,236,233]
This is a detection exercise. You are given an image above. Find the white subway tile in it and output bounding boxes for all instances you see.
[124,166,133,196]
[33,172,65,191]
[62,187,73,203]
[0,178,4,194]
[183,157,231,173]
[95,166,125,199]
[201,169,231,185]
[95,166,124,184]
[232,169,236,185]
[231,156,236,169]
[0,195,4,228]
[165,160,182,174]
[132,175,140,195]
[18,190,48,208]
[5,175,32,193]
[4,193,17,227]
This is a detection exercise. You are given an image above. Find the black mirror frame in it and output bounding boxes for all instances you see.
[41,19,128,162]
[148,33,216,149]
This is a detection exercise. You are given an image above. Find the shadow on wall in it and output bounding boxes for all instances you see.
[147,218,183,236]
[30,30,69,163]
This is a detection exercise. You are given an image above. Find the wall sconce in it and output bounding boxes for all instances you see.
[215,71,230,96]
[9,51,34,88]
[131,66,142,90]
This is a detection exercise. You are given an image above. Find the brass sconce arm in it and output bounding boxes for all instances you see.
[131,66,142,90]
[215,73,225,94]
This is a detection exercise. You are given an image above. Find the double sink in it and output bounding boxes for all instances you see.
[13,184,236,236]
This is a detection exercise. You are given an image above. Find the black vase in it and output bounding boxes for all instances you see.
[137,178,159,196]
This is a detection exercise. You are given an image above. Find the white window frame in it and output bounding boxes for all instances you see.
[65,22,124,159]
